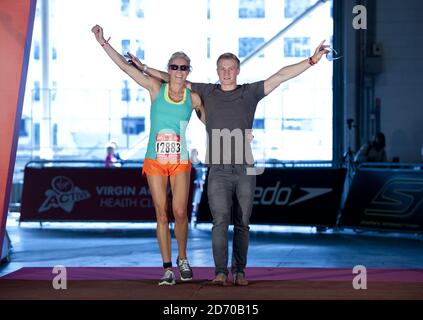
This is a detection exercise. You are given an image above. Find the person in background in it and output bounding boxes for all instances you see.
[109,140,122,161]
[104,143,120,167]
[190,148,204,218]
[354,132,388,163]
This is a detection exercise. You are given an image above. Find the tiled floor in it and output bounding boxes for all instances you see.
[1,216,423,277]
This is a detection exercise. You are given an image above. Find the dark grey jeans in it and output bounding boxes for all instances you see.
[207,165,256,276]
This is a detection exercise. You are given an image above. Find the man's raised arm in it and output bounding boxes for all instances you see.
[264,40,329,96]
[145,65,171,83]
[125,54,193,89]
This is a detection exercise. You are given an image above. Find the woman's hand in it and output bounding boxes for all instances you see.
[91,24,105,44]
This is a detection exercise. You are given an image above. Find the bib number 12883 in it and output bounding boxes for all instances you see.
[156,133,181,162]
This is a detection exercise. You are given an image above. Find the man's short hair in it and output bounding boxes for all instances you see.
[217,52,240,69]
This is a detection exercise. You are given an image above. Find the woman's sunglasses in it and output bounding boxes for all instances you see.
[169,64,190,71]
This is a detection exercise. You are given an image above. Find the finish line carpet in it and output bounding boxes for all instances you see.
[1,267,422,300]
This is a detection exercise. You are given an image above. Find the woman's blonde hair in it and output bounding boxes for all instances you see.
[167,51,191,70]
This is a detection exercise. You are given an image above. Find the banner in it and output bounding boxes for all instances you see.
[20,166,195,222]
[0,0,37,258]
[340,168,423,232]
[196,167,346,227]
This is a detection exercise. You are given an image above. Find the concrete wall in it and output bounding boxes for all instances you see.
[368,0,423,162]
[341,0,423,163]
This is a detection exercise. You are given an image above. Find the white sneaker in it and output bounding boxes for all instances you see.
[158,269,176,286]
[176,257,193,281]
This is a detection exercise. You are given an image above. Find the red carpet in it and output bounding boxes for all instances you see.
[2,266,423,282]
[1,267,423,300]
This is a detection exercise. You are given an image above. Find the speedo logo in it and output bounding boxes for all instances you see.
[253,181,332,206]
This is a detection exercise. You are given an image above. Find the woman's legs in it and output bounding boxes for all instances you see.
[169,170,191,260]
[169,170,193,281]
[146,175,171,265]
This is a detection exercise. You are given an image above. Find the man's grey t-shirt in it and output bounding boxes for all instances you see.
[191,81,265,165]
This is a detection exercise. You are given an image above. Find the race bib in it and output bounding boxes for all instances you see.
[155,133,181,162]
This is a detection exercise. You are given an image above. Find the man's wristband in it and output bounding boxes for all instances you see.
[308,56,316,66]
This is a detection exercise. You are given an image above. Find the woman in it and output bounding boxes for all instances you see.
[104,143,120,168]
[92,25,205,286]
[354,132,388,163]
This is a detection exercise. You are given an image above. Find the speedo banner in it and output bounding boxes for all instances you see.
[20,166,195,222]
[340,167,423,232]
[0,0,37,258]
[196,167,346,227]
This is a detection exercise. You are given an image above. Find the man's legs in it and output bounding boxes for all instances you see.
[232,168,255,278]
[207,167,234,277]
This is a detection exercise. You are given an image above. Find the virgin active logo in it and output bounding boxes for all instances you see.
[38,176,91,213]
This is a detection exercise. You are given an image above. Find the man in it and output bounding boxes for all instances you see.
[132,41,329,285]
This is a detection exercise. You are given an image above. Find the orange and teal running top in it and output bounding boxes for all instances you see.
[145,83,193,162]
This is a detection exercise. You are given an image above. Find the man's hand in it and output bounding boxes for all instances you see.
[125,52,145,72]
[310,40,330,64]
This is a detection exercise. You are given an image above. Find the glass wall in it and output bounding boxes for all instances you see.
[16,0,334,180]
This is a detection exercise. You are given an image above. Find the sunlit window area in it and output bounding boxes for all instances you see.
[16,0,334,181]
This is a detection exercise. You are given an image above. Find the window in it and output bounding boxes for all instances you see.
[135,0,144,18]
[121,117,145,135]
[33,123,40,147]
[53,123,58,147]
[136,89,146,102]
[122,39,131,55]
[51,81,57,102]
[136,40,145,60]
[284,37,311,57]
[19,118,28,137]
[21,0,333,164]
[34,41,40,60]
[33,81,40,101]
[239,37,265,58]
[253,119,265,129]
[121,80,131,102]
[121,0,130,16]
[282,118,313,131]
[239,0,265,18]
[285,0,310,18]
